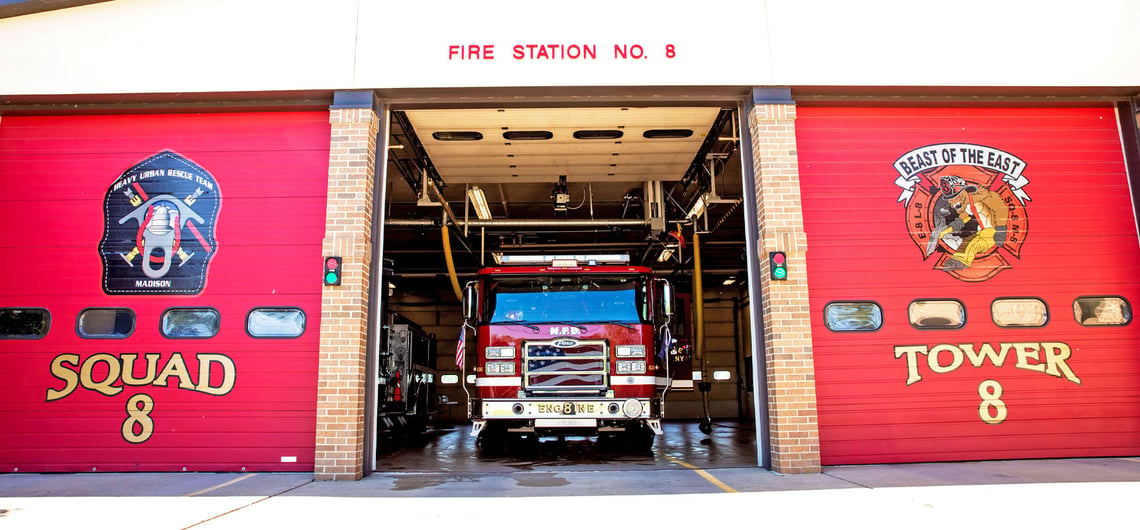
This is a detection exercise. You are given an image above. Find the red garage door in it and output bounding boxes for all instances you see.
[0,111,330,472]
[796,106,1140,465]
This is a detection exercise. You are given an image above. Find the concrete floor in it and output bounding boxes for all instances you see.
[6,456,1140,529]
[5,419,1140,528]
[376,419,760,474]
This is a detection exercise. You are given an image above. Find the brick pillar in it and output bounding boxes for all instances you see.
[314,96,379,480]
[749,101,821,474]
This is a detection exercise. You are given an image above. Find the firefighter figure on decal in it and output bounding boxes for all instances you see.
[894,142,1031,282]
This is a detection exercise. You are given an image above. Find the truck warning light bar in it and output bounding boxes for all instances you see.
[494,254,631,267]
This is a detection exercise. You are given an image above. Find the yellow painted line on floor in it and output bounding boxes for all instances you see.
[186,473,258,497]
[664,455,737,493]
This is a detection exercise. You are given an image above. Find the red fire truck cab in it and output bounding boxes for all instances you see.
[460,254,682,450]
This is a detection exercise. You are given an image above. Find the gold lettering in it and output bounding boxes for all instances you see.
[897,340,1079,385]
[154,353,196,391]
[196,353,236,395]
[80,353,123,396]
[120,353,161,386]
[927,344,963,374]
[894,345,927,385]
[46,354,80,401]
[1041,342,1081,384]
[1013,342,1046,374]
[960,342,1011,368]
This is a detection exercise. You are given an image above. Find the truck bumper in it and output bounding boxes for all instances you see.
[471,397,661,436]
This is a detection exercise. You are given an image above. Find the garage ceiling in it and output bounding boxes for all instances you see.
[406,107,719,183]
[383,104,747,290]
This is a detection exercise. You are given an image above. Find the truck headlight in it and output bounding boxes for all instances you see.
[616,360,646,374]
[485,346,516,359]
[485,361,516,375]
[622,399,644,418]
[615,344,645,358]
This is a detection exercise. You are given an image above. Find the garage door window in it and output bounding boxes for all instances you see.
[77,308,135,339]
[824,302,882,332]
[909,299,965,329]
[162,308,220,338]
[991,298,1048,328]
[1074,296,1131,326]
[247,307,306,338]
[0,308,50,339]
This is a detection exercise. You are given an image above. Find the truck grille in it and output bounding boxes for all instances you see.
[523,339,607,394]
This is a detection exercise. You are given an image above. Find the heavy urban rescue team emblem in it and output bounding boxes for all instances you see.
[894,143,1031,282]
[100,151,221,294]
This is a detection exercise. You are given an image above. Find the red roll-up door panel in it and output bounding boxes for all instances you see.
[0,112,330,472]
[796,106,1140,464]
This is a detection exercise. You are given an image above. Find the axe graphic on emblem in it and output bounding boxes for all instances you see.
[119,195,204,279]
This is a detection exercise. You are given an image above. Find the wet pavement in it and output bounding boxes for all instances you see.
[376,419,759,474]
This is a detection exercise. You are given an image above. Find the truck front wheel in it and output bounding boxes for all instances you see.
[626,423,656,452]
[476,424,507,456]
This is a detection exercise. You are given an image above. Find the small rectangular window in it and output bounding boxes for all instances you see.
[440,374,460,385]
[992,298,1048,328]
[0,308,50,339]
[247,307,305,338]
[77,308,135,339]
[162,308,220,338]
[1074,296,1131,326]
[909,299,965,329]
[824,302,883,332]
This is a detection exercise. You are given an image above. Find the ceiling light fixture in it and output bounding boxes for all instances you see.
[552,175,570,214]
[467,186,493,220]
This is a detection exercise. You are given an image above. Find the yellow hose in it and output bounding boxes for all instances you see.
[693,228,704,374]
[442,224,463,301]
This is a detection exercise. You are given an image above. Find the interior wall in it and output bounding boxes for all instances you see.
[666,290,749,419]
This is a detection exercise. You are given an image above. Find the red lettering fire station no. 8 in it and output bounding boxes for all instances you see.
[0,112,331,472]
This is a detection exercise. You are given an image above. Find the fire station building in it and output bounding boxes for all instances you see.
[2,0,1139,481]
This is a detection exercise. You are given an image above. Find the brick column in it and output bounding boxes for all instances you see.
[314,94,379,480]
[749,100,821,473]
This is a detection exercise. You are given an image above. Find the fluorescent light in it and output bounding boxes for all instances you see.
[467,186,492,220]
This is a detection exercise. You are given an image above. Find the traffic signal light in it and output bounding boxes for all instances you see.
[769,251,787,281]
[323,256,342,286]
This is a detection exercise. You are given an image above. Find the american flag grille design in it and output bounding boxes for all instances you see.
[524,339,607,392]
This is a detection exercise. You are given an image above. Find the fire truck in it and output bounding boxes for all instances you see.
[460,254,685,450]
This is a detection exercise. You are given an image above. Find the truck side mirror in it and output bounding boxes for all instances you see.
[463,284,478,321]
[661,281,675,318]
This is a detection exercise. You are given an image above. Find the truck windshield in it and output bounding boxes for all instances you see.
[487,275,648,324]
